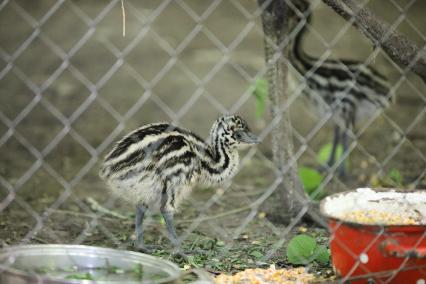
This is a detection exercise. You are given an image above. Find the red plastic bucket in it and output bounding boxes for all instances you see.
[320,188,426,283]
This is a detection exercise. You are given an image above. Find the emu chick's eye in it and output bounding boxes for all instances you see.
[235,132,242,139]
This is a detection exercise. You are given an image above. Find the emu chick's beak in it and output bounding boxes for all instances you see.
[237,131,260,144]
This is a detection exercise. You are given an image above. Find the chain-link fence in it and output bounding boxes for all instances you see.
[1,0,425,282]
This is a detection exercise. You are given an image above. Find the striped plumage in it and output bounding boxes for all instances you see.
[100,115,258,252]
[289,1,392,175]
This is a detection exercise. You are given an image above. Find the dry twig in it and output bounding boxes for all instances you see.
[85,197,130,219]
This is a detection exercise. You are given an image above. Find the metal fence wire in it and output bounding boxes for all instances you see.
[0,0,426,282]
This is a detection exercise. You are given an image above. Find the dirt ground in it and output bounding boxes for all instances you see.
[1,0,426,281]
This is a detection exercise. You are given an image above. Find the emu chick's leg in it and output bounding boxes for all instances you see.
[160,190,180,249]
[327,125,340,167]
[134,203,147,249]
[162,210,188,259]
[339,129,349,177]
[161,210,180,248]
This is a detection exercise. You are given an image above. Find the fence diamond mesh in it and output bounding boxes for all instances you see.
[0,0,425,283]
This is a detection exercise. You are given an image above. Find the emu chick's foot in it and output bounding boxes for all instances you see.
[171,247,189,261]
[133,242,160,254]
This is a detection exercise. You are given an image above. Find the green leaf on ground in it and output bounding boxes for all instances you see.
[387,168,403,186]
[313,245,330,264]
[317,143,349,169]
[287,235,330,265]
[249,250,264,259]
[299,167,323,194]
[250,78,268,118]
[287,234,317,265]
[298,167,326,200]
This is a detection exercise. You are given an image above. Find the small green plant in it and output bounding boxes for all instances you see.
[387,168,403,186]
[249,78,268,118]
[298,167,326,200]
[371,168,404,188]
[65,272,95,280]
[286,234,330,265]
[249,249,264,260]
[317,143,349,170]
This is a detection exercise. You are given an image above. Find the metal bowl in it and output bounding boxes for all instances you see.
[0,244,186,284]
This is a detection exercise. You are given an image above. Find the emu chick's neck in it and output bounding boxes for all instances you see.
[200,137,239,186]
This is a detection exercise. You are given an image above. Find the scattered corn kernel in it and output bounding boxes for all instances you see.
[215,266,315,284]
[298,226,308,233]
[341,209,418,225]
[360,160,368,169]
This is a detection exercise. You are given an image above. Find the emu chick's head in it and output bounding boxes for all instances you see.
[210,115,259,149]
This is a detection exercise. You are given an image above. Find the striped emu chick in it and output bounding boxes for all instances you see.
[100,115,258,252]
[289,1,392,175]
